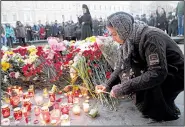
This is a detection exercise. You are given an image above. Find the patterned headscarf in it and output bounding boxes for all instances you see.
[106,12,148,79]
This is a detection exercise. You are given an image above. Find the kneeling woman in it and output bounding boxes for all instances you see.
[96,12,184,121]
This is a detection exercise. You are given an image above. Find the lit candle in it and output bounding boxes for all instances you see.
[1,104,10,118]
[28,89,34,97]
[86,96,90,100]
[34,95,44,106]
[13,107,22,121]
[60,114,70,126]
[1,118,10,126]
[73,97,79,104]
[83,102,90,113]
[51,109,61,121]
[72,104,80,115]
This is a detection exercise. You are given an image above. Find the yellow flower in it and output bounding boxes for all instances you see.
[1,61,11,71]
[29,51,37,56]
[5,51,14,55]
[89,36,96,43]
[70,40,75,44]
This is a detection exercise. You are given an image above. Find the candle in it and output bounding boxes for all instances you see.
[73,97,79,104]
[43,88,48,98]
[61,103,69,115]
[10,91,20,108]
[23,92,29,99]
[41,106,49,114]
[86,96,90,100]
[51,109,61,121]
[13,107,22,121]
[28,89,34,97]
[34,106,41,116]
[23,98,32,112]
[34,95,44,106]
[22,107,28,117]
[1,104,10,118]
[79,94,82,98]
[7,86,12,95]
[72,104,80,115]
[1,118,10,126]
[18,86,23,96]
[67,92,73,104]
[49,91,56,102]
[60,114,70,126]
[43,112,50,124]
[83,102,90,113]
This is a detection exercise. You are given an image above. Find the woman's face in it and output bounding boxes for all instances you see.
[82,8,86,14]
[106,26,124,44]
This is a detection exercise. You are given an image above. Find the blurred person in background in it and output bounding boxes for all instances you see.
[78,4,93,40]
[176,1,184,36]
[16,21,26,46]
[148,13,156,27]
[25,23,33,41]
[39,24,46,40]
[45,21,52,39]
[32,23,40,40]
[156,6,168,32]
[0,24,6,47]
[5,23,15,48]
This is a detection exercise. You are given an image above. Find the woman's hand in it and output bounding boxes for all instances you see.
[95,85,106,93]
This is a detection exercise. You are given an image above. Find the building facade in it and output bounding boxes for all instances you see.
[1,1,130,26]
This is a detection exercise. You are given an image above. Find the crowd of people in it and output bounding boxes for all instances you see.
[0,1,184,48]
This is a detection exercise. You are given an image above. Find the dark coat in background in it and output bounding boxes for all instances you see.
[45,24,52,39]
[16,24,26,38]
[148,16,156,26]
[156,11,168,31]
[25,25,32,41]
[52,23,59,37]
[78,13,93,40]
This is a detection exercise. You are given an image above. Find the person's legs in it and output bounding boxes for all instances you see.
[177,15,182,36]
[181,15,184,36]
[22,38,26,46]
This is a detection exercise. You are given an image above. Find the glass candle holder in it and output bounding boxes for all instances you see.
[10,93,20,108]
[22,107,28,118]
[13,107,22,121]
[1,104,10,118]
[41,106,49,114]
[49,91,56,102]
[67,92,73,104]
[61,103,69,115]
[28,89,34,97]
[83,102,90,113]
[72,104,81,115]
[23,99,32,112]
[60,114,70,126]
[18,87,23,96]
[34,95,44,106]
[1,118,10,126]
[34,106,41,116]
[42,112,50,124]
[23,92,29,99]
[7,86,12,95]
[73,97,79,104]
[51,109,61,121]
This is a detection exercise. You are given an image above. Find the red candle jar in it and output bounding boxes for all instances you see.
[49,91,56,102]
[22,107,28,117]
[43,112,50,123]
[1,104,10,118]
[7,86,12,95]
[61,103,69,115]
[23,99,32,112]
[28,89,34,97]
[34,106,41,116]
[67,92,73,104]
[13,107,22,121]
[10,92,20,108]
[18,87,23,96]
[23,92,29,99]
[73,90,80,97]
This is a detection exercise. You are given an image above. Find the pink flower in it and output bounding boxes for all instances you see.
[9,72,15,78]
[48,37,66,51]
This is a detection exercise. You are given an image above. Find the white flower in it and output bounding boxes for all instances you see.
[15,72,20,79]
[3,75,7,82]
[1,46,8,51]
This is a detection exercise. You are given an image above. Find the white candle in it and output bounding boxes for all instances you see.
[34,96,43,105]
[72,105,80,115]
[61,114,70,126]
[1,118,10,126]
[83,102,89,113]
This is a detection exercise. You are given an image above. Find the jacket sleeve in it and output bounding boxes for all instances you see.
[105,46,122,90]
[112,36,168,96]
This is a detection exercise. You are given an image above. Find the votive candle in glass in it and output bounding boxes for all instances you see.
[73,97,79,104]
[13,107,22,121]
[60,114,70,126]
[28,89,34,97]
[23,98,32,112]
[83,102,90,113]
[1,104,10,118]
[51,109,61,121]
[72,104,80,115]
[49,91,56,102]
[34,95,44,106]
[61,103,69,115]
[67,92,73,104]
[34,106,41,116]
